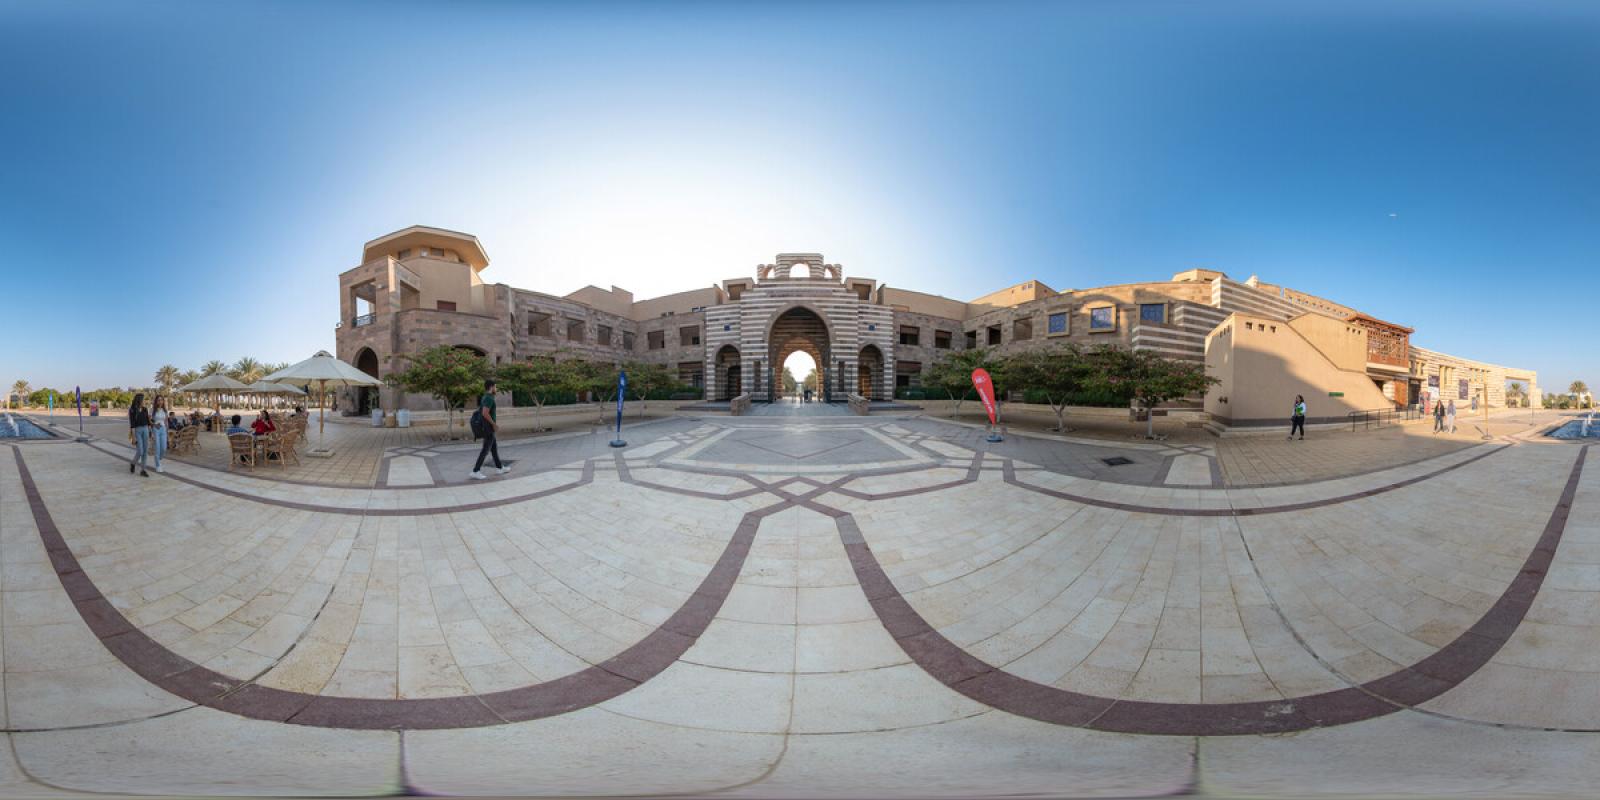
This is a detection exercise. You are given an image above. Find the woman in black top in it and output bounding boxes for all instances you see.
[128,393,151,477]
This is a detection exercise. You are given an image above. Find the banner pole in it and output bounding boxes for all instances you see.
[610,369,628,448]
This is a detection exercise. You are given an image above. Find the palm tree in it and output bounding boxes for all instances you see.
[1507,382,1525,408]
[11,379,30,399]
[1573,380,1591,409]
[200,360,227,376]
[231,357,265,409]
[153,365,180,396]
[231,357,264,384]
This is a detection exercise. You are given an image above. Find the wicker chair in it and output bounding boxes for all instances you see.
[227,433,257,470]
[261,431,291,470]
[277,427,302,467]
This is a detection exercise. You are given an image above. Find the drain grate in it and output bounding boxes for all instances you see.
[1101,456,1134,467]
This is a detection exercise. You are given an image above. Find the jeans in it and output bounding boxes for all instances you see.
[130,426,149,469]
[1434,415,1444,432]
[1289,415,1305,438]
[152,425,167,469]
[474,429,501,472]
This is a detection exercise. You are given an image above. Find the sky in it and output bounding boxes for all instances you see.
[2,0,1596,395]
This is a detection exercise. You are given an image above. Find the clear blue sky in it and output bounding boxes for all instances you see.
[3,0,1596,394]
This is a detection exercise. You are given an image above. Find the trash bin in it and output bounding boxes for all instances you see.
[396,409,411,428]
[370,408,383,427]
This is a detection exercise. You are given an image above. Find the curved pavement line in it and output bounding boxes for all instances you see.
[819,441,1512,515]
[833,445,1589,736]
[10,447,777,730]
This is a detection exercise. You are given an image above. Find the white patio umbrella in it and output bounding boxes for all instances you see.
[242,381,307,408]
[177,373,251,430]
[263,351,379,456]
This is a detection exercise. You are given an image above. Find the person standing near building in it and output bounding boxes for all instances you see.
[1446,399,1458,434]
[1433,397,1446,433]
[1288,394,1307,440]
[469,378,510,480]
[128,393,150,477]
[150,395,169,474]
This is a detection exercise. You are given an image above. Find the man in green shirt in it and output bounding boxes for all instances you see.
[470,378,509,479]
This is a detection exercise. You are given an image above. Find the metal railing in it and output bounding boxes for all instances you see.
[1348,406,1421,431]
[352,313,376,328]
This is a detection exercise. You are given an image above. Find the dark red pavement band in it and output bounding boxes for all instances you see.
[12,446,773,730]
[839,445,1588,736]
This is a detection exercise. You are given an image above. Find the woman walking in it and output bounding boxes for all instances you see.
[150,395,170,474]
[128,393,151,477]
[1446,399,1458,434]
[1433,397,1445,433]
[1288,394,1307,440]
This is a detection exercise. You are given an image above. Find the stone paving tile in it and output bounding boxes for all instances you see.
[1,411,1594,796]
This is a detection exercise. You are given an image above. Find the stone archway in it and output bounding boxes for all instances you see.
[767,306,832,402]
[353,347,380,415]
[858,344,884,400]
[714,345,742,401]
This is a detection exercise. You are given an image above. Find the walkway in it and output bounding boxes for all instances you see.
[1,415,1594,796]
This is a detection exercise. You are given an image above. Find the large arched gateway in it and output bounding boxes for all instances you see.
[700,253,896,405]
[768,306,831,403]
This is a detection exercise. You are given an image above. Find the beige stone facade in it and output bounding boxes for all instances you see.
[335,226,1536,425]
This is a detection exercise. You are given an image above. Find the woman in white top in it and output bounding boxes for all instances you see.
[150,395,170,474]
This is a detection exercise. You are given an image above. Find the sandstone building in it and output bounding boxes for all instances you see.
[337,225,1538,427]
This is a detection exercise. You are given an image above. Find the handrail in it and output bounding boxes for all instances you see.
[352,313,376,328]
[1348,406,1421,431]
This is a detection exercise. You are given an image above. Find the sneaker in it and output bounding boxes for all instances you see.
[469,471,487,481]
[497,465,511,475]
[139,470,149,478]
[129,462,135,473]
[156,464,164,473]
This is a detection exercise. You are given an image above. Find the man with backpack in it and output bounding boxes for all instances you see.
[469,378,510,480]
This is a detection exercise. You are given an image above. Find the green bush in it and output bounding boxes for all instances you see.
[1020,386,1133,408]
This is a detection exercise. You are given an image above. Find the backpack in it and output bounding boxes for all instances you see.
[469,408,486,439]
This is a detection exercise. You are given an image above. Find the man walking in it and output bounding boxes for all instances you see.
[1288,394,1307,440]
[469,378,510,480]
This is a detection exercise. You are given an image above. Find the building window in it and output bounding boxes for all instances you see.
[622,331,636,350]
[1048,312,1067,335]
[680,326,700,346]
[1013,318,1032,342]
[728,285,743,300]
[647,330,665,350]
[1089,306,1115,331]
[1140,303,1166,324]
[965,330,978,349]
[527,312,552,337]
[597,325,612,346]
[934,330,952,350]
[987,325,1002,346]
[895,361,922,389]
[678,362,703,387]
[396,249,412,259]
[436,300,456,312]
[899,325,920,347]
[566,320,585,342]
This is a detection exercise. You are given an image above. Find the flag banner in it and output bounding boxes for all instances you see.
[615,370,628,433]
[971,368,998,426]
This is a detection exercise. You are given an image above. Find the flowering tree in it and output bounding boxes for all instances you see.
[925,347,1006,418]
[494,353,584,433]
[1088,347,1217,439]
[998,343,1094,432]
[385,346,491,439]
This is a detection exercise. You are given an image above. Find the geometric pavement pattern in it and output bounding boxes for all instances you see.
[2,415,1597,796]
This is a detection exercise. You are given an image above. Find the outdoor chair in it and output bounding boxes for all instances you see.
[275,428,302,467]
[261,431,286,471]
[227,433,256,470]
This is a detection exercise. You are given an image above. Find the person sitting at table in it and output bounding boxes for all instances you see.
[225,414,249,435]
[251,410,277,436]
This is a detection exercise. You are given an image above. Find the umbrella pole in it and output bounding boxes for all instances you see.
[319,380,327,452]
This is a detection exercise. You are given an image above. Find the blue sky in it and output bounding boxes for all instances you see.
[3,0,1596,394]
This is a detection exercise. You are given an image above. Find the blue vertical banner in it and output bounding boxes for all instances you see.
[610,370,628,447]
[75,386,82,435]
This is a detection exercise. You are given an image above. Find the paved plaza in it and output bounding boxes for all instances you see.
[1,409,1596,797]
